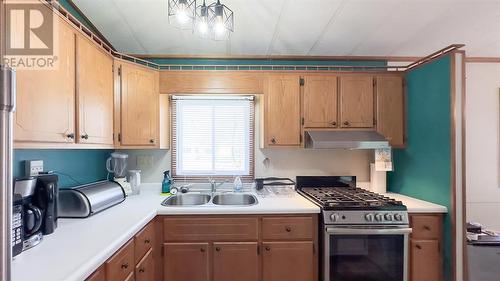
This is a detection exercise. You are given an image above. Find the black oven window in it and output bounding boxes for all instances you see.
[330,235,404,281]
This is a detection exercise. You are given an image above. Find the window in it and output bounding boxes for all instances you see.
[172,96,254,180]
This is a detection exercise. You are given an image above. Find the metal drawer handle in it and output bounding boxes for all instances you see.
[343,121,350,126]
[415,244,422,250]
[271,137,277,144]
[285,226,292,232]
[423,226,431,231]
[121,263,129,269]
[330,121,337,126]
[200,248,206,252]
[139,268,145,273]
[265,246,271,251]
[66,133,75,139]
[144,239,150,244]
[81,134,89,140]
[149,139,155,143]
[215,247,221,252]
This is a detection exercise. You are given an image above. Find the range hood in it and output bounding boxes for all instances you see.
[305,131,390,149]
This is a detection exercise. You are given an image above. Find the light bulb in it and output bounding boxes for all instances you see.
[215,22,225,35]
[177,1,188,24]
[198,21,208,33]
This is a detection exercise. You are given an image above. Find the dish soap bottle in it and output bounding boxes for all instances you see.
[233,176,243,192]
[162,170,172,194]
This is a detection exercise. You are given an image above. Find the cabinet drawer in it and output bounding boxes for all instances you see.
[106,239,135,281]
[262,217,313,240]
[410,215,441,239]
[163,217,259,242]
[135,249,154,281]
[134,222,154,263]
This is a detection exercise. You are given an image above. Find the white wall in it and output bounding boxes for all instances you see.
[466,62,500,231]
[120,98,374,184]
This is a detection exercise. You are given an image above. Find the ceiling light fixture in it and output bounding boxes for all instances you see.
[169,0,234,40]
[168,0,196,30]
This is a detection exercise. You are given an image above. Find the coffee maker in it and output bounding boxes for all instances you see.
[14,177,43,251]
[34,174,58,235]
[106,152,132,195]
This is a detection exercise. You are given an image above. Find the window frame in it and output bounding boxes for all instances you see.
[171,95,255,182]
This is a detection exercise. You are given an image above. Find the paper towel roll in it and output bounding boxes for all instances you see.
[370,163,387,194]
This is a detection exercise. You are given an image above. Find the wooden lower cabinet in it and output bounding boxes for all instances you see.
[86,265,106,281]
[409,213,443,281]
[213,242,259,281]
[162,215,317,281]
[262,241,314,281]
[135,249,155,281]
[163,243,210,281]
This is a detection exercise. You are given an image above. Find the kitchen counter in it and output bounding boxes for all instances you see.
[384,192,448,213]
[11,184,320,281]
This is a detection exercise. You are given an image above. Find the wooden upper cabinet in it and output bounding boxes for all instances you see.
[213,242,259,281]
[119,61,159,147]
[76,35,114,145]
[264,75,301,147]
[262,241,314,281]
[163,243,209,281]
[339,75,374,128]
[14,18,76,144]
[303,75,338,128]
[376,76,405,147]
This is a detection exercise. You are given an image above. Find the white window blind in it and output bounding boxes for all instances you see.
[172,96,254,180]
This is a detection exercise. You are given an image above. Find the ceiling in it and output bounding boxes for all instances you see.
[72,0,500,57]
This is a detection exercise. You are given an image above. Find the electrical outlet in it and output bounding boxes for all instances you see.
[137,155,154,169]
[24,160,44,176]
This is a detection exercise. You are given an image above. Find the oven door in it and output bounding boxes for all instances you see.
[324,226,412,281]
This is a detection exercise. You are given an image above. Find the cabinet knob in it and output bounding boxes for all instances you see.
[423,225,431,231]
[415,244,422,250]
[81,134,89,140]
[66,133,75,139]
[200,248,206,252]
[265,246,271,251]
[215,247,221,252]
[139,268,145,273]
[285,226,292,232]
[330,121,337,126]
[121,263,129,269]
[271,137,277,144]
[149,139,155,144]
[343,121,350,126]
[144,239,150,244]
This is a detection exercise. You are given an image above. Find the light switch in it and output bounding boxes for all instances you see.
[137,155,154,169]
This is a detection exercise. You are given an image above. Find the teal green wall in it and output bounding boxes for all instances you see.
[14,150,112,188]
[387,55,452,280]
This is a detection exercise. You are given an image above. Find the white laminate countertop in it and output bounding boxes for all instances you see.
[11,184,446,281]
[11,184,320,281]
[384,192,448,213]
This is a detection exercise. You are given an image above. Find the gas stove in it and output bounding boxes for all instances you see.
[297,176,408,225]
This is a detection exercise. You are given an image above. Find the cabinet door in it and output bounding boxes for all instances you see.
[14,18,76,143]
[339,75,374,128]
[76,35,114,145]
[163,243,209,281]
[213,242,258,281]
[262,241,314,281]
[135,249,154,281]
[85,265,105,281]
[410,240,441,281]
[265,75,301,146]
[120,62,159,147]
[303,75,338,128]
[376,76,404,147]
[106,239,135,281]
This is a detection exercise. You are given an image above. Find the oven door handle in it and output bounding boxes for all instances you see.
[326,227,412,235]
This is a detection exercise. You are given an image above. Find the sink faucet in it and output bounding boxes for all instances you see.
[208,177,225,195]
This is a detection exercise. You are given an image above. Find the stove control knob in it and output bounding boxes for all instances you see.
[375,214,384,221]
[330,213,340,222]
[385,214,394,221]
[394,214,404,221]
[365,213,374,222]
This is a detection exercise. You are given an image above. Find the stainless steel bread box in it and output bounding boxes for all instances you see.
[58,181,125,218]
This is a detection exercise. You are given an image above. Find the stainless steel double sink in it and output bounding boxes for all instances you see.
[161,193,258,207]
